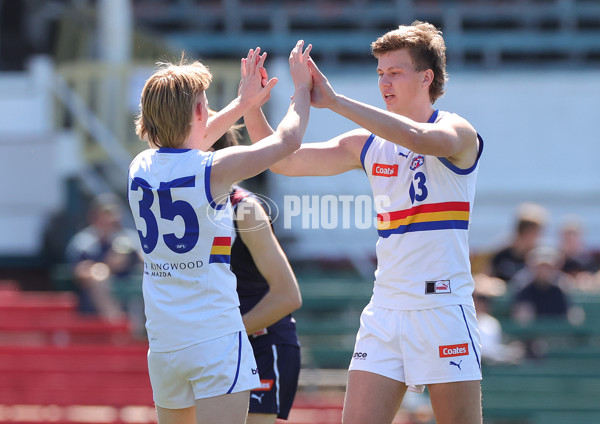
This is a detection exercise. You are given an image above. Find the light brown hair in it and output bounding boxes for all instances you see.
[371,20,448,104]
[135,59,213,148]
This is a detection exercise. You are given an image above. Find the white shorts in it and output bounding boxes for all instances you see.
[349,303,482,393]
[148,331,261,409]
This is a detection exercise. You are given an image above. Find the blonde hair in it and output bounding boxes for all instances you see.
[135,58,213,148]
[371,21,448,104]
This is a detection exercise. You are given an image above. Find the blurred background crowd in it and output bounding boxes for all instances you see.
[1,1,600,423]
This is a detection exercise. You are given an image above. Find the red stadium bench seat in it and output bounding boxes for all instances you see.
[0,289,155,423]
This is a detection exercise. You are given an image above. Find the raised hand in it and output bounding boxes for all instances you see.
[239,47,278,107]
[307,57,336,109]
[257,64,273,107]
[289,40,313,91]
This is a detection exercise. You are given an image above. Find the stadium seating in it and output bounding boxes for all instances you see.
[7,274,596,424]
[0,283,154,424]
[5,273,600,422]
[0,279,387,424]
[480,292,600,423]
[293,274,372,369]
[132,0,600,68]
[292,273,600,423]
[482,356,600,423]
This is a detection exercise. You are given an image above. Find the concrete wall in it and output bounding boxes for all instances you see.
[0,57,62,256]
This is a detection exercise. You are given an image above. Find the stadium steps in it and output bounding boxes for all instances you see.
[0,285,154,424]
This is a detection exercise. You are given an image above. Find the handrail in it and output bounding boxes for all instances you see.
[50,69,133,173]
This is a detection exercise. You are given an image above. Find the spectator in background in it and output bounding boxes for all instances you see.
[490,202,548,283]
[65,193,141,322]
[558,216,600,291]
[511,246,578,324]
[472,274,524,365]
[510,246,584,359]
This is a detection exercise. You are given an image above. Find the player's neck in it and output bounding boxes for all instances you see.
[391,101,435,123]
[180,131,204,150]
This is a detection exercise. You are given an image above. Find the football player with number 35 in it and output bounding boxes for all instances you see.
[127,41,312,424]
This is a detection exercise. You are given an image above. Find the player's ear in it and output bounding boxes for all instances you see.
[195,101,205,122]
[422,69,434,87]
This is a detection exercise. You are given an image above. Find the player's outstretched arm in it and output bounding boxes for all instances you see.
[244,106,275,148]
[243,60,366,177]
[200,47,278,151]
[270,130,367,176]
[209,40,312,200]
[235,198,301,334]
[244,107,366,177]
[308,57,478,164]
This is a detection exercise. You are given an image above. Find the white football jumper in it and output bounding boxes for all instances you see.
[361,110,484,310]
[128,148,244,352]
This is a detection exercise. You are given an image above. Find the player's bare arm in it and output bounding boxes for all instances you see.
[243,72,367,176]
[210,40,312,200]
[308,58,479,169]
[201,47,278,151]
[271,130,367,176]
[245,103,366,176]
[324,94,478,169]
[235,198,302,334]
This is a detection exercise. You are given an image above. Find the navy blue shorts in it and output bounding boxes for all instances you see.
[248,344,301,419]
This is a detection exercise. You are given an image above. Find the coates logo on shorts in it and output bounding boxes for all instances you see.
[372,163,398,177]
[439,343,469,358]
[207,193,279,232]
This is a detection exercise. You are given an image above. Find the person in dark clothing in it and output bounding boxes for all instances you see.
[212,126,303,424]
[490,203,548,283]
[558,217,600,291]
[65,193,141,321]
[512,246,571,323]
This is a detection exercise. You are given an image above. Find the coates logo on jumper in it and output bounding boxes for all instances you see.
[410,155,424,170]
[372,163,398,177]
[439,343,469,358]
[254,379,274,392]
